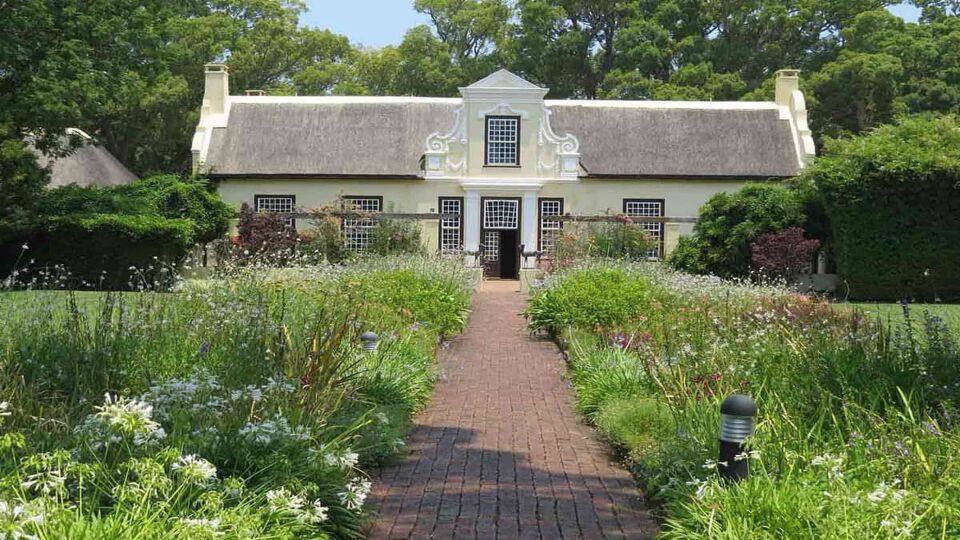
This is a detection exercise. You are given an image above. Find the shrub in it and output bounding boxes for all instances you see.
[554,220,655,268]
[368,218,423,256]
[526,267,653,333]
[19,214,194,289]
[806,115,960,300]
[235,203,298,262]
[301,213,354,264]
[668,183,806,277]
[751,227,821,278]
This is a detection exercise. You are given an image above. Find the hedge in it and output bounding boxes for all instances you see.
[806,115,960,300]
[15,214,195,289]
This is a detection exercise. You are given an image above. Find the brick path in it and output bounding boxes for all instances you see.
[368,280,657,539]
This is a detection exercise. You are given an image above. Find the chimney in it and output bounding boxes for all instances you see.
[204,63,229,116]
[775,69,800,108]
[245,89,266,96]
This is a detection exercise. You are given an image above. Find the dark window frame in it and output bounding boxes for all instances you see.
[437,196,464,254]
[483,115,521,167]
[341,195,384,252]
[622,198,666,259]
[537,197,564,255]
[253,194,297,229]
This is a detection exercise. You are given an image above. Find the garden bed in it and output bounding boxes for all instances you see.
[0,256,475,539]
[527,261,960,538]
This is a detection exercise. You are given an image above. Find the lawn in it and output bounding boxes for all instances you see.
[837,302,960,332]
[0,256,476,539]
[528,262,960,539]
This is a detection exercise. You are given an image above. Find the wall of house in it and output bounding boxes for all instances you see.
[217,176,752,257]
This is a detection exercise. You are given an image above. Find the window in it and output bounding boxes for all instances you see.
[483,199,519,230]
[538,198,564,256]
[485,116,520,166]
[438,197,463,255]
[623,199,665,259]
[342,196,382,252]
[254,195,296,228]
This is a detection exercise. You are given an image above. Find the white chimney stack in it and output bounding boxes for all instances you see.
[775,69,800,108]
[204,64,229,116]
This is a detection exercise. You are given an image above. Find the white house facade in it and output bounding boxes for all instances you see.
[192,65,815,279]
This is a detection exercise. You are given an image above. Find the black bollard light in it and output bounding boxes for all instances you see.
[360,331,379,353]
[718,394,757,481]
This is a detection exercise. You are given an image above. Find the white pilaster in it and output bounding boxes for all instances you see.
[463,190,481,267]
[521,191,538,269]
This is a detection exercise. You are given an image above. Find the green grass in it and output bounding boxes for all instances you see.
[836,302,960,331]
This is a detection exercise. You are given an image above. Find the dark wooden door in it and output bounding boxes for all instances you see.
[499,230,519,279]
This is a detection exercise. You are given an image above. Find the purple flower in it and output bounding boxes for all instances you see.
[922,421,941,437]
[894,441,910,457]
[199,341,212,357]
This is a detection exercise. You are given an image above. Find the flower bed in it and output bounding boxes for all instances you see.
[527,261,960,538]
[0,255,475,539]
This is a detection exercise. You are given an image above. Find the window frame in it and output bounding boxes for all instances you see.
[437,196,464,255]
[622,198,666,259]
[341,195,383,253]
[253,194,297,229]
[483,115,521,167]
[537,197,564,256]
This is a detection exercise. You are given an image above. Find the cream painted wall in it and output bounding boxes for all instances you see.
[218,178,465,252]
[217,176,753,257]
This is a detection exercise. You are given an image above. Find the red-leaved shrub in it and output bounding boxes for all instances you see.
[750,227,821,277]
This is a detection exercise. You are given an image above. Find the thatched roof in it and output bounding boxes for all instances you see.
[206,99,460,177]
[33,130,137,188]
[548,102,800,178]
[204,98,801,179]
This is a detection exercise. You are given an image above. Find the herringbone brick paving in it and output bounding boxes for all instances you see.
[368,280,657,539]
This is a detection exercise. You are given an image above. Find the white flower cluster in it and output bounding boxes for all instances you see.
[0,499,45,540]
[179,517,222,534]
[338,478,372,510]
[864,480,908,505]
[810,452,845,481]
[238,414,311,446]
[266,487,329,524]
[75,394,166,450]
[228,376,297,404]
[21,468,66,496]
[141,370,223,421]
[171,454,218,486]
[317,446,359,470]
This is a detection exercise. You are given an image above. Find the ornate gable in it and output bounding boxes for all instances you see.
[423,69,581,182]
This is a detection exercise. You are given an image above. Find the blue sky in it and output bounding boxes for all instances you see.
[301,1,923,48]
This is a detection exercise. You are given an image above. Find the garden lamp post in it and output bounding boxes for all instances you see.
[718,394,757,482]
[360,331,379,353]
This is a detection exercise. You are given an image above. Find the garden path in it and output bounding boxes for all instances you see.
[368,280,657,539]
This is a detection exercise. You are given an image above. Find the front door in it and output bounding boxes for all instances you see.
[480,197,521,279]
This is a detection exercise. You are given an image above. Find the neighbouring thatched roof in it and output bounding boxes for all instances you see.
[204,98,801,179]
[32,131,137,188]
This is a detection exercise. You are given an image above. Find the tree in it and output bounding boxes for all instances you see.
[668,184,807,278]
[804,115,960,300]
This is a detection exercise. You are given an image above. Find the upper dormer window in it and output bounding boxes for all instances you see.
[485,116,520,166]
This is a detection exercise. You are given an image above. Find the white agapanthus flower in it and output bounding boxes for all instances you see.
[266,487,305,513]
[171,454,218,486]
[310,500,330,523]
[21,469,66,495]
[75,394,166,450]
[179,517,221,533]
[0,401,10,417]
[338,478,372,510]
[0,499,45,540]
[322,448,359,470]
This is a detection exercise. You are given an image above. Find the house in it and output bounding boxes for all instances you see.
[191,64,815,279]
[33,128,137,188]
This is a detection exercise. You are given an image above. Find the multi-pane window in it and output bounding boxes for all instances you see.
[342,196,382,252]
[623,199,665,259]
[538,198,563,255]
[439,197,463,255]
[483,231,500,262]
[254,195,296,228]
[483,199,519,230]
[485,116,519,166]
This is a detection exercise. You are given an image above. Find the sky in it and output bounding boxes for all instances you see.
[300,1,924,48]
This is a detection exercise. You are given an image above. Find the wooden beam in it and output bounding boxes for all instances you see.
[542,215,698,224]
